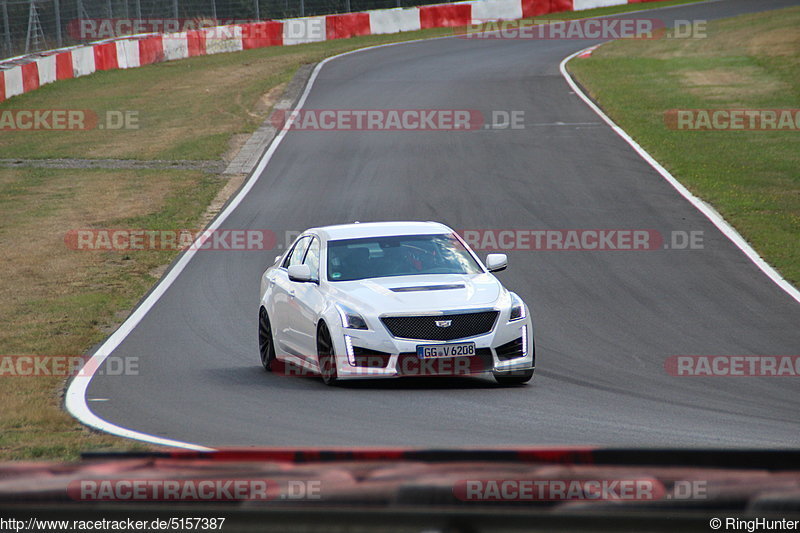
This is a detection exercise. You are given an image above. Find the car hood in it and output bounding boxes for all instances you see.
[328,273,503,315]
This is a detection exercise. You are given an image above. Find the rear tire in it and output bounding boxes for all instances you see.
[317,321,338,386]
[258,308,276,371]
[493,369,534,386]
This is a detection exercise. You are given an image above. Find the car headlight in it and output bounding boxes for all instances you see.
[509,293,526,321]
[336,304,369,330]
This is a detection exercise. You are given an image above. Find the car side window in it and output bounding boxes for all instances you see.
[303,237,320,280]
[283,236,311,269]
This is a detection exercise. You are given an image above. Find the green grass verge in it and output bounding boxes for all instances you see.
[568,5,800,286]
[0,167,223,459]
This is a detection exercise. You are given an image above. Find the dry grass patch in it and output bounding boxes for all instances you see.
[748,26,800,58]
[0,167,226,459]
[680,67,789,102]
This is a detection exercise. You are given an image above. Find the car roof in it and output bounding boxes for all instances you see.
[309,221,453,241]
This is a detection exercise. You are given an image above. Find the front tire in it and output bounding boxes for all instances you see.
[258,308,277,371]
[317,321,338,386]
[493,369,534,385]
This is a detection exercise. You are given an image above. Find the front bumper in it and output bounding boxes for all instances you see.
[330,315,534,379]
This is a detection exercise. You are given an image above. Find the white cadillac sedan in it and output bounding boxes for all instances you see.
[258,221,534,386]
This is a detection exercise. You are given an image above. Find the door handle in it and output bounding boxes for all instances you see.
[288,289,296,297]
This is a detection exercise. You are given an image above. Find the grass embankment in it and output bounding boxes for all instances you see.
[0,0,709,460]
[568,6,800,285]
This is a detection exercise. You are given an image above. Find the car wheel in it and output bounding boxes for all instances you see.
[258,308,277,371]
[317,321,338,386]
[493,369,534,385]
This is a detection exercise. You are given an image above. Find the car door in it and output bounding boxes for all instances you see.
[271,235,311,356]
[288,236,327,359]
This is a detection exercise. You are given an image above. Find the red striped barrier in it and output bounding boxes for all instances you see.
[420,3,472,29]
[21,62,39,92]
[55,51,73,79]
[186,30,206,57]
[241,21,283,49]
[326,13,372,40]
[138,35,165,65]
[521,0,552,17]
[93,42,119,71]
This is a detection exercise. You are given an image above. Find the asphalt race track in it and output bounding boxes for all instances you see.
[83,0,800,448]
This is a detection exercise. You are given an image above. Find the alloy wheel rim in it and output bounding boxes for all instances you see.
[259,310,272,366]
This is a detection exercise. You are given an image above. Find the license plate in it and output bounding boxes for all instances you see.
[417,342,476,358]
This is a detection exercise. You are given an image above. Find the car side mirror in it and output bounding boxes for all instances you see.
[486,253,508,273]
[288,264,313,283]
[275,255,282,265]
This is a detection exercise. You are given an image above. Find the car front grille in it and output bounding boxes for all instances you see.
[495,337,524,361]
[380,311,499,341]
[396,348,493,376]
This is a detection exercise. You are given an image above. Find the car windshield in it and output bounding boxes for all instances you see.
[327,234,483,282]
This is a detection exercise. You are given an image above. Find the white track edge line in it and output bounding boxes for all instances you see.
[559,46,800,306]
